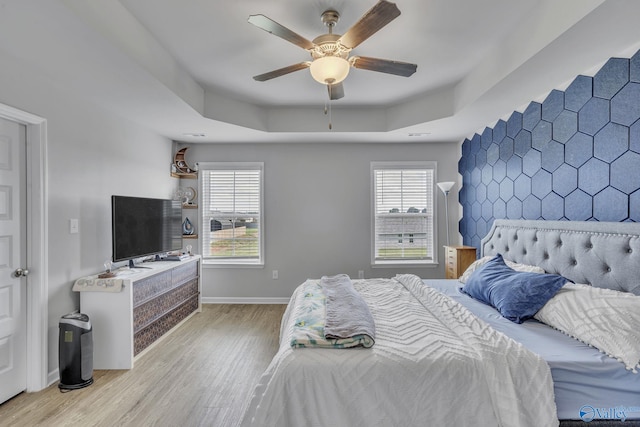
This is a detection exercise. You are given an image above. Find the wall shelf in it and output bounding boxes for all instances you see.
[172,147,199,240]
[171,172,197,179]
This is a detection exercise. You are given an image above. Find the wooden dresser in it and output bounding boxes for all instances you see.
[444,246,477,279]
[79,256,200,369]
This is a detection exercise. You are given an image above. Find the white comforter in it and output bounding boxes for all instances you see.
[241,274,558,427]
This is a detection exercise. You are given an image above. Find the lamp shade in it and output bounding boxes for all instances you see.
[437,181,455,194]
[310,56,350,84]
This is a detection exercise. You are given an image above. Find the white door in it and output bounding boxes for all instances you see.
[0,116,27,403]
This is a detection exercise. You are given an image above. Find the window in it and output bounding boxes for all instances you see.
[371,161,436,266]
[199,162,264,265]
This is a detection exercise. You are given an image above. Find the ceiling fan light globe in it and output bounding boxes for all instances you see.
[310,56,350,85]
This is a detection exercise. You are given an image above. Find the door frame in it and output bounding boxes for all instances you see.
[0,103,48,392]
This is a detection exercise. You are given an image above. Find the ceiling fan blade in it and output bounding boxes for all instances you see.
[338,0,401,49]
[253,62,311,82]
[248,14,315,51]
[350,56,417,77]
[328,82,345,100]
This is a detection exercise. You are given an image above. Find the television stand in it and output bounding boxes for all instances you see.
[78,256,201,369]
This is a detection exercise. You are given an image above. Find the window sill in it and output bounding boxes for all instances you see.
[372,261,438,269]
[203,260,264,269]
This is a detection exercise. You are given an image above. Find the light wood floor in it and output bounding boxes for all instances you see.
[0,304,286,427]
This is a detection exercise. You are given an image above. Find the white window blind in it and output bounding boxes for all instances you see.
[200,163,264,265]
[371,162,436,265]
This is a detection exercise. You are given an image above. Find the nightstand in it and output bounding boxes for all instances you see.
[444,246,477,279]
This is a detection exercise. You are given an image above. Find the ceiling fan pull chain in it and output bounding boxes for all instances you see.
[327,86,333,130]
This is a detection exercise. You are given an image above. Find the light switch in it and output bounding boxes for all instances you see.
[69,218,79,234]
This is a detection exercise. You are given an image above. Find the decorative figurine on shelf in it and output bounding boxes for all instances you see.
[98,260,116,278]
[182,217,195,235]
[182,187,197,206]
[173,186,197,207]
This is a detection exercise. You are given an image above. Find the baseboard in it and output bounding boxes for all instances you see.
[47,368,59,387]
[202,297,289,304]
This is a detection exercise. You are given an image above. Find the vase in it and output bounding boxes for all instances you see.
[182,217,194,235]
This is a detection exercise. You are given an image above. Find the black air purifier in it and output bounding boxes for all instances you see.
[58,313,94,391]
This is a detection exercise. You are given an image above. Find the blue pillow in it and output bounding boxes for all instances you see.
[462,254,567,323]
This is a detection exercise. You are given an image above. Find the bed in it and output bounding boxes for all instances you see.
[241,220,640,427]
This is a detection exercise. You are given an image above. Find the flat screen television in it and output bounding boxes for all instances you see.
[111,195,182,266]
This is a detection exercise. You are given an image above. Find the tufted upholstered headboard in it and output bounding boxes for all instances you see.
[481,220,640,295]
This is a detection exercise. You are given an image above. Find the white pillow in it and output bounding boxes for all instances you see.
[458,255,545,283]
[535,283,640,373]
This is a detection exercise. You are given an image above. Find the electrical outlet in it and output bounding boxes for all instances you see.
[272,270,278,280]
[358,270,365,279]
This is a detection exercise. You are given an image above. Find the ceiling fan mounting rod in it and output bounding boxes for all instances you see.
[321,10,340,33]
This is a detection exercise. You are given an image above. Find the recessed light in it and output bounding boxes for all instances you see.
[408,132,431,137]
[182,133,206,138]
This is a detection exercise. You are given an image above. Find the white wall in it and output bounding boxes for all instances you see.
[0,50,175,375]
[185,142,461,301]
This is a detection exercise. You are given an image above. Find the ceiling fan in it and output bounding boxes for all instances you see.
[248,0,417,101]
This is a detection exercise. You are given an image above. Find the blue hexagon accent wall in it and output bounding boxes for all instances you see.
[459,50,640,250]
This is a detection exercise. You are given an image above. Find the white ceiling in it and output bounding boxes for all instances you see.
[2,0,640,144]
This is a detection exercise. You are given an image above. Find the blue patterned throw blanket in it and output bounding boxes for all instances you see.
[290,275,375,348]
